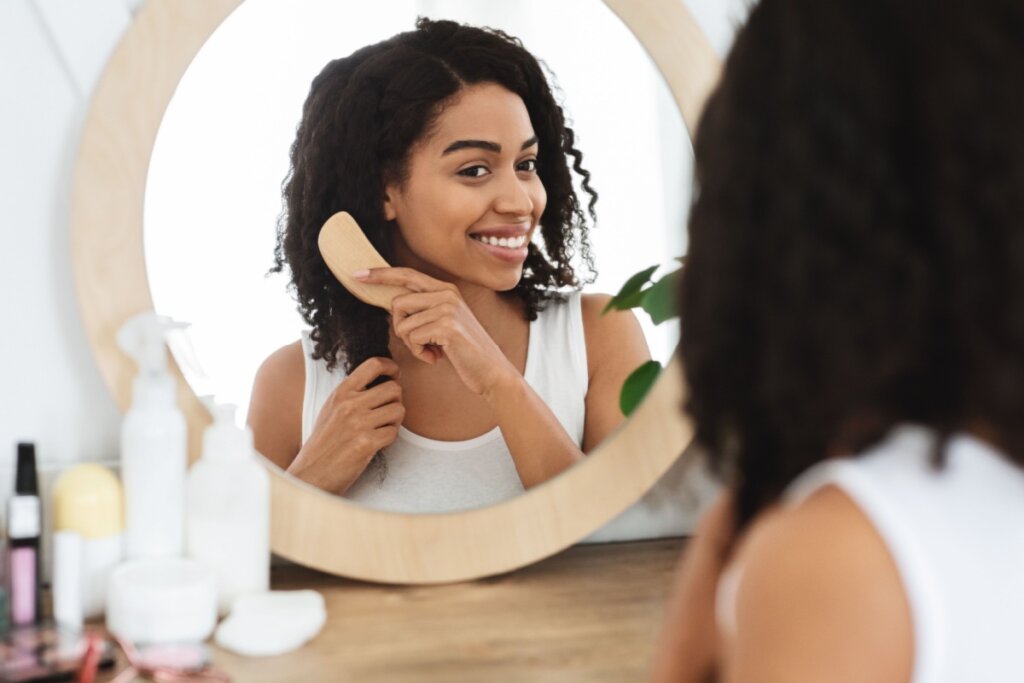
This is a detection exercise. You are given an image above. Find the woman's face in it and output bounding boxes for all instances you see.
[384,82,547,292]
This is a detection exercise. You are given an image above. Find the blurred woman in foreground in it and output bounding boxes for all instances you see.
[655,1,1024,680]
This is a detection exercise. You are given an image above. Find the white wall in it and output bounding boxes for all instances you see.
[0,0,748,493]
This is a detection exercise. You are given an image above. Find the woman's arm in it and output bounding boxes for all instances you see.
[651,493,736,683]
[247,341,305,471]
[486,294,651,486]
[578,293,653,452]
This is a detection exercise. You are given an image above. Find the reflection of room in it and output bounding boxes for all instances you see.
[3,0,746,679]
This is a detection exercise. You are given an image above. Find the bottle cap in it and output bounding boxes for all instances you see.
[53,464,124,539]
[201,402,255,461]
[15,443,38,495]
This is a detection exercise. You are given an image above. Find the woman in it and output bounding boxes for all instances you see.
[248,18,649,512]
[655,0,1024,680]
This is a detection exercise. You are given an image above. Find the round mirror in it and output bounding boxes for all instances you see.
[71,0,720,582]
[143,0,690,513]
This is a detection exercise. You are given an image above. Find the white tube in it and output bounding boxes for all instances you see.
[53,531,83,631]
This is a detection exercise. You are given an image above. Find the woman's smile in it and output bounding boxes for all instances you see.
[468,223,532,262]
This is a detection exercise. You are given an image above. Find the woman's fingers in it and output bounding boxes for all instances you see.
[391,290,460,320]
[406,320,453,351]
[355,379,403,410]
[371,424,400,449]
[393,311,452,364]
[393,304,453,341]
[354,266,454,294]
[344,356,400,390]
[369,401,405,428]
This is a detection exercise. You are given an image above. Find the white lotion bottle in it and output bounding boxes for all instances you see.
[187,403,270,615]
[118,312,188,560]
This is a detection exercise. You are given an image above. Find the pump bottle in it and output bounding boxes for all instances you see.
[187,402,270,615]
[118,312,188,559]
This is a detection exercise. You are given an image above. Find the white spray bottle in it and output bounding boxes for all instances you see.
[117,312,188,560]
[187,402,270,615]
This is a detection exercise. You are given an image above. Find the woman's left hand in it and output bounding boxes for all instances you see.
[354,267,516,396]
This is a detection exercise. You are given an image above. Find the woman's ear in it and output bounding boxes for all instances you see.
[383,188,397,221]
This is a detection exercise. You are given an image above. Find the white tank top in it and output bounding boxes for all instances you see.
[300,292,588,513]
[720,425,1024,682]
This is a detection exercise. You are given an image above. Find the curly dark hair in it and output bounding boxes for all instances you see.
[679,0,1024,526]
[273,17,597,374]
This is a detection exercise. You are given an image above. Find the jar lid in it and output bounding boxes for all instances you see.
[107,558,216,644]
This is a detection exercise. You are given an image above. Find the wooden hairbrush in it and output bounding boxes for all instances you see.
[317,211,410,310]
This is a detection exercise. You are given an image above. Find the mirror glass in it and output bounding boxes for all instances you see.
[144,0,691,511]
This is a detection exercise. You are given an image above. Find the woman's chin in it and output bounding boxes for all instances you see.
[468,270,524,293]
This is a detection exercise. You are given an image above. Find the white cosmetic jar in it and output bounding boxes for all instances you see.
[107,558,217,644]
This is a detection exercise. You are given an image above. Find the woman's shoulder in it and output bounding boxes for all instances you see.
[725,487,913,681]
[248,340,305,469]
[253,339,305,387]
[250,340,305,418]
[579,292,632,338]
[577,292,649,377]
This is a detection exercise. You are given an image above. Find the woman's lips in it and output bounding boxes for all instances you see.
[468,235,529,263]
[468,224,532,238]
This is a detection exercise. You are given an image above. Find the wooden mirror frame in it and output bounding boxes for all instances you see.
[71,0,721,584]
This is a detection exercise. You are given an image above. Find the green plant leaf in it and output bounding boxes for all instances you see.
[641,268,682,325]
[620,360,663,416]
[603,264,659,314]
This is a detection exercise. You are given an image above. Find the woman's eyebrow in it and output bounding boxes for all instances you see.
[441,136,539,156]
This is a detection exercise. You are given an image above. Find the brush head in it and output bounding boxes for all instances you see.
[317,212,410,311]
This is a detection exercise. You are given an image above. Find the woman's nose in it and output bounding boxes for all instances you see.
[493,171,534,217]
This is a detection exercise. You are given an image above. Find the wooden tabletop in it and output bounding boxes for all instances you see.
[98,538,685,682]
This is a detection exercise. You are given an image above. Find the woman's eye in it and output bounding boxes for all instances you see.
[458,165,489,178]
[517,158,538,173]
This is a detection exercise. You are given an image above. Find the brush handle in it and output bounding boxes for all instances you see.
[317,212,410,310]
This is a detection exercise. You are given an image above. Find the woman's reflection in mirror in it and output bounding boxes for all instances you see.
[247,18,651,512]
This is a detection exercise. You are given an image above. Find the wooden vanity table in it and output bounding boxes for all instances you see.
[95,538,683,682]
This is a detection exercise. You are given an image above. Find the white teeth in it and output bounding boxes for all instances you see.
[473,234,527,248]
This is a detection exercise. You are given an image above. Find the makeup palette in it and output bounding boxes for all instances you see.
[0,624,114,682]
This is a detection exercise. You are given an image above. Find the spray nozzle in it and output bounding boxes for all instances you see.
[118,311,189,410]
[116,311,189,377]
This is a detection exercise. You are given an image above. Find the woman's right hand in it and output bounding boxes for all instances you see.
[287,357,404,494]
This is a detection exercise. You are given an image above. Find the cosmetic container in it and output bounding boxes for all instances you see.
[107,558,216,644]
[117,312,188,560]
[7,442,41,626]
[52,463,124,618]
[0,529,9,636]
[187,402,270,614]
[52,530,83,631]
